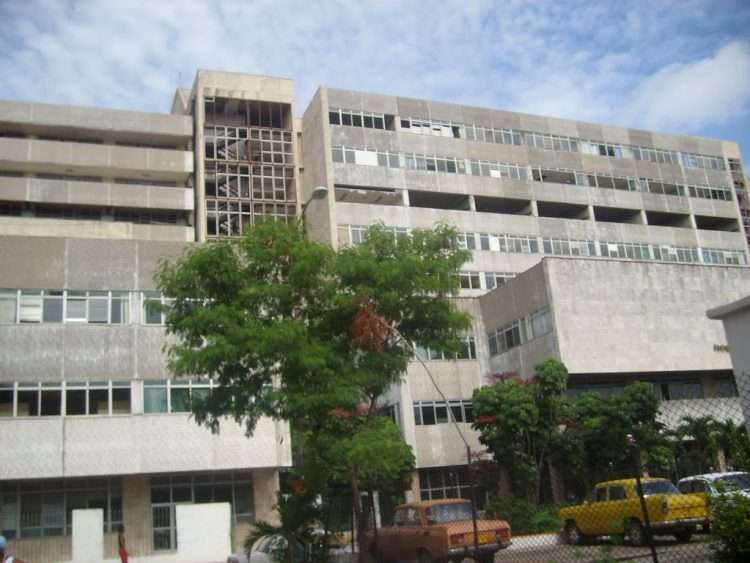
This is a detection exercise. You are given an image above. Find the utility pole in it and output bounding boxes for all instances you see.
[627,434,659,563]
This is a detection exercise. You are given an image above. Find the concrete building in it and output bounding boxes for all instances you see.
[708,295,750,430]
[2,71,750,561]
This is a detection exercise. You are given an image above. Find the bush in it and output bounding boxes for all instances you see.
[484,497,561,535]
[711,494,750,563]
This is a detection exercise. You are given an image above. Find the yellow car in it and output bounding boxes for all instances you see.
[559,478,708,546]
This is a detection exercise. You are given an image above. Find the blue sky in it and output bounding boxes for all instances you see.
[1,0,750,162]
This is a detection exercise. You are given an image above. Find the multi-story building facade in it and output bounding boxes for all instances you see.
[1,71,750,561]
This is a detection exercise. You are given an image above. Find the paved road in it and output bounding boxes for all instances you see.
[496,534,712,562]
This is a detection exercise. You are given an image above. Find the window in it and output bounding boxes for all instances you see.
[608,486,626,501]
[142,292,169,325]
[0,291,17,323]
[144,381,168,413]
[595,488,608,502]
[0,290,130,325]
[65,291,87,322]
[419,466,471,502]
[1,479,122,539]
[150,472,253,551]
[716,379,738,398]
[413,400,473,425]
[415,337,476,361]
[144,380,213,414]
[487,307,551,357]
[19,291,42,323]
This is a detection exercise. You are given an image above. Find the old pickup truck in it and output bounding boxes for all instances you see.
[366,499,511,563]
[559,478,709,546]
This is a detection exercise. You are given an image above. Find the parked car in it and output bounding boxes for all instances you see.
[365,499,511,563]
[559,478,709,546]
[227,534,305,563]
[677,471,750,499]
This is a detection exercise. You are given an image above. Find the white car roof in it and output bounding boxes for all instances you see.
[678,471,750,482]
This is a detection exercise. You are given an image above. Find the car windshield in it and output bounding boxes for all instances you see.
[426,502,473,523]
[715,473,750,492]
[638,481,679,495]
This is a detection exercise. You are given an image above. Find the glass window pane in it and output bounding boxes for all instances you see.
[19,294,42,323]
[88,299,108,323]
[89,389,108,415]
[0,292,17,323]
[42,298,63,323]
[111,295,128,324]
[111,388,130,414]
[40,390,61,416]
[65,297,87,322]
[66,389,86,415]
[0,387,13,417]
[170,388,190,413]
[144,386,168,413]
[17,390,39,416]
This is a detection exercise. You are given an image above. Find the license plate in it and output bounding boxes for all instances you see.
[478,532,494,544]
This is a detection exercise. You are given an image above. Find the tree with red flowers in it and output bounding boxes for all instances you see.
[156,220,471,561]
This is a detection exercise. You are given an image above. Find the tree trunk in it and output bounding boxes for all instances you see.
[351,473,368,563]
[497,463,512,498]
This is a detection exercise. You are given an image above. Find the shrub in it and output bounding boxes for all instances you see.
[484,496,561,535]
[710,493,750,563]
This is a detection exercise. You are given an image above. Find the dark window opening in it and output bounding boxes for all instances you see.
[646,210,692,228]
[537,201,590,220]
[695,215,740,232]
[595,206,644,224]
[474,196,533,215]
[408,190,471,211]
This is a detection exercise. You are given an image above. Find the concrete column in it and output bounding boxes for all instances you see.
[402,189,410,207]
[588,205,596,222]
[405,470,420,503]
[123,475,153,556]
[253,468,280,524]
[530,200,539,217]
[689,214,698,230]
[641,210,649,225]
[468,194,477,212]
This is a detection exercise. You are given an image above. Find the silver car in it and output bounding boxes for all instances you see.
[678,471,750,498]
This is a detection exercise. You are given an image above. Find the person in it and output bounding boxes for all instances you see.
[117,525,128,563]
[0,535,25,563]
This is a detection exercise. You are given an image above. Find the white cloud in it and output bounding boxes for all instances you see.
[622,40,750,130]
[0,0,748,145]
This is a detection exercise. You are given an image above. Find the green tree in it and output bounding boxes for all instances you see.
[673,415,723,475]
[710,493,750,563]
[245,492,321,563]
[472,359,569,503]
[155,220,471,561]
[568,382,664,488]
[716,419,750,471]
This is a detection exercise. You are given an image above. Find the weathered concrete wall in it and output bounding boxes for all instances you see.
[0,415,290,479]
[300,87,336,245]
[546,258,750,374]
[709,297,750,430]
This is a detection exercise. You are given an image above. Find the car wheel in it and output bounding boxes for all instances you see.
[674,529,693,543]
[417,549,434,563]
[563,521,586,545]
[626,521,649,547]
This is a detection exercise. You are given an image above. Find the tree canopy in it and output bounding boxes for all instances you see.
[155,220,472,560]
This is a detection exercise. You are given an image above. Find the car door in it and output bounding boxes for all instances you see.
[577,486,609,535]
[604,485,629,534]
[382,508,408,561]
[401,507,423,561]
